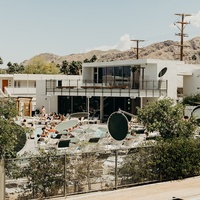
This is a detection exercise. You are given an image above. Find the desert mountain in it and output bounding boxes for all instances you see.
[22,36,200,65]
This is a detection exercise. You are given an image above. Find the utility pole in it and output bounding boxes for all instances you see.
[130,39,144,59]
[174,13,191,61]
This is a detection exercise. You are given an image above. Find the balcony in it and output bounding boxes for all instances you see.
[4,87,36,97]
[46,79,168,98]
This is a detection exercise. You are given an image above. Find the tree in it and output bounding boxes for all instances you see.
[68,61,82,75]
[62,151,103,193]
[0,97,25,156]
[182,93,200,106]
[90,55,97,63]
[120,138,200,184]
[152,138,200,181]
[119,147,157,184]
[60,60,69,74]
[0,57,3,65]
[11,151,65,199]
[83,55,97,63]
[0,97,25,199]
[83,58,90,63]
[137,98,197,139]
[25,57,59,74]
[7,62,25,74]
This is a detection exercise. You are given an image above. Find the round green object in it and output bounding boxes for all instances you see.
[108,112,128,141]
[192,106,200,125]
[14,124,27,153]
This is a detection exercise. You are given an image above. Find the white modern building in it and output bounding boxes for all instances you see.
[1,58,200,121]
[43,59,200,121]
[0,74,82,116]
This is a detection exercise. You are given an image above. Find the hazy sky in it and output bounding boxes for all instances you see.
[1,0,200,67]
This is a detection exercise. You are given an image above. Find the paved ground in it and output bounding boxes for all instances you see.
[54,176,200,200]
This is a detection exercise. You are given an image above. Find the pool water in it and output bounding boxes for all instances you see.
[34,127,43,137]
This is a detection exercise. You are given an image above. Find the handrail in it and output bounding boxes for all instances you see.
[0,88,8,97]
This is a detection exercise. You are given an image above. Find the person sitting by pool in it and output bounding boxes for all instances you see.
[69,133,75,138]
[29,123,35,139]
[21,119,28,127]
[44,121,50,131]
[41,127,49,137]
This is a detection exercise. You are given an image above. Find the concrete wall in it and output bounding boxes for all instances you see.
[82,67,93,83]
[183,68,200,96]
[36,80,58,114]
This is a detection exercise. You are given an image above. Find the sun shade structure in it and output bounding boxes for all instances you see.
[55,119,79,132]
[70,112,89,119]
[108,112,129,141]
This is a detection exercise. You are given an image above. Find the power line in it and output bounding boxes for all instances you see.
[174,13,191,61]
[130,39,144,59]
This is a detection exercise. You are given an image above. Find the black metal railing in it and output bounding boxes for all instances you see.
[46,79,168,97]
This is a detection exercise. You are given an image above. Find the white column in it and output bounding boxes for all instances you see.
[140,97,143,108]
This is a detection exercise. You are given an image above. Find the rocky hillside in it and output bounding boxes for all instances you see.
[22,36,200,65]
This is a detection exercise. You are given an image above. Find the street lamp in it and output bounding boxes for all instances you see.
[87,95,91,123]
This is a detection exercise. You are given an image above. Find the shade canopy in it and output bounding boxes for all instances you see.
[55,119,79,131]
[70,112,89,118]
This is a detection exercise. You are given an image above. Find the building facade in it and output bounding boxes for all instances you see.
[1,59,200,120]
[44,59,190,121]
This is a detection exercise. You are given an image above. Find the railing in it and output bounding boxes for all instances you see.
[0,88,7,97]
[5,147,160,199]
[46,79,168,98]
[4,87,36,96]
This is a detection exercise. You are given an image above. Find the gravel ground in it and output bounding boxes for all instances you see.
[54,176,200,200]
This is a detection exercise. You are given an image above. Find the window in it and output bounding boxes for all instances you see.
[14,81,21,88]
[158,67,167,77]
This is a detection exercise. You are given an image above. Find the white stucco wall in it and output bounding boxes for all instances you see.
[142,97,158,107]
[157,61,178,99]
[183,72,200,96]
[36,80,58,114]
[143,60,180,99]
[82,67,93,83]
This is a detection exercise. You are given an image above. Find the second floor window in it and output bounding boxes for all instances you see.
[14,81,21,88]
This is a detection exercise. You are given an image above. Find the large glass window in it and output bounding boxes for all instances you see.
[102,66,130,84]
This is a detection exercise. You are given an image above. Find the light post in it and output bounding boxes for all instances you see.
[87,95,91,124]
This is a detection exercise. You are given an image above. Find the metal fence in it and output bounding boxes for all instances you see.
[5,147,160,199]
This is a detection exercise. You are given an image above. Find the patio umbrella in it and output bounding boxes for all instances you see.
[71,128,85,133]
[97,127,108,132]
[55,119,79,132]
[93,129,104,138]
[60,130,69,135]
[70,112,89,119]
[126,134,135,139]
[84,128,95,133]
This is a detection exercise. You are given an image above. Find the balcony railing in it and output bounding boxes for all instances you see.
[46,79,168,98]
[4,87,36,96]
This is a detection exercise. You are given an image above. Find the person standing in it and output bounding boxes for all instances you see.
[40,106,46,117]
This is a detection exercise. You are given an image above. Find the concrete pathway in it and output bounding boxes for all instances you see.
[54,176,200,200]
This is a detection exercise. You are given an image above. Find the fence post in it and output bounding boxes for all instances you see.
[0,158,5,200]
[114,150,118,189]
[64,153,67,198]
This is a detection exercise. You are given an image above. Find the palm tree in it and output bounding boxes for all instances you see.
[0,57,3,65]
